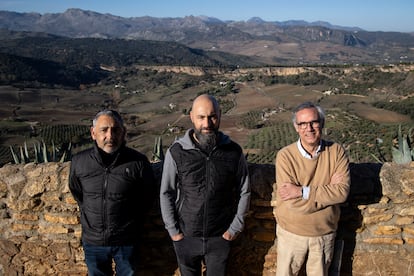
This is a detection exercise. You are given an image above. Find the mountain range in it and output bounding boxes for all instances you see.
[1,8,414,66]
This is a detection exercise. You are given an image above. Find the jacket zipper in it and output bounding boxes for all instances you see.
[203,154,210,238]
[103,168,109,245]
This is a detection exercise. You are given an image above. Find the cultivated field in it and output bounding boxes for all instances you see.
[0,66,413,166]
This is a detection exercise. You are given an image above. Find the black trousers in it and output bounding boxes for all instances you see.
[172,236,231,276]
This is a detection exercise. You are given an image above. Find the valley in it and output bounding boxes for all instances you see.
[1,64,413,166]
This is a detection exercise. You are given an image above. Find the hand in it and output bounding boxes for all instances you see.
[171,233,184,241]
[278,182,302,201]
[222,231,237,241]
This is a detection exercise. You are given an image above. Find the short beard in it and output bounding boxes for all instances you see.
[194,129,218,153]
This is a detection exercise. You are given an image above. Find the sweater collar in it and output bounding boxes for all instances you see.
[296,139,323,159]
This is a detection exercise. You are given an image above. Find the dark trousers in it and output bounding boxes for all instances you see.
[83,244,136,276]
[172,236,231,276]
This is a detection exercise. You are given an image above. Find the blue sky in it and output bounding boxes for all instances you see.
[1,0,413,32]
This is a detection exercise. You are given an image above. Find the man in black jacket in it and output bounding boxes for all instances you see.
[160,94,251,276]
[69,109,155,276]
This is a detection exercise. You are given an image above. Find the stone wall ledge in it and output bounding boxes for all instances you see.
[0,161,413,275]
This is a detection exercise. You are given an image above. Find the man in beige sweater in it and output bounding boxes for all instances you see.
[275,102,350,276]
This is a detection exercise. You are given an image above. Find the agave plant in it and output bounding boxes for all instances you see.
[151,136,164,163]
[391,125,414,164]
[9,140,72,164]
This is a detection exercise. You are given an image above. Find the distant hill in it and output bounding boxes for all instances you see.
[0,9,414,65]
[1,9,414,88]
[0,9,363,38]
[0,29,262,88]
[0,30,258,67]
[0,51,108,87]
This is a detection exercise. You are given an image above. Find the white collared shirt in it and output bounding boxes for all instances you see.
[296,139,322,199]
[296,139,322,159]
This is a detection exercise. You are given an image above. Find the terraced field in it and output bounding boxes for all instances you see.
[1,65,413,166]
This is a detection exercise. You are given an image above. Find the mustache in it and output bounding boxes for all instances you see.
[201,126,218,131]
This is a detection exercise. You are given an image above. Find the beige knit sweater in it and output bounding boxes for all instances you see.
[275,140,350,237]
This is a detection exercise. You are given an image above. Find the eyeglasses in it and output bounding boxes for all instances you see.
[296,120,321,130]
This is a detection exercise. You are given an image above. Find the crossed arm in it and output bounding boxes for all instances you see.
[278,172,346,201]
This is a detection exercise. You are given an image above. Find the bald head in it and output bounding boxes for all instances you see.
[191,94,220,114]
[190,94,221,137]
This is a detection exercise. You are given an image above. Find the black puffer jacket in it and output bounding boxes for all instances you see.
[160,129,251,239]
[169,140,242,237]
[69,143,155,246]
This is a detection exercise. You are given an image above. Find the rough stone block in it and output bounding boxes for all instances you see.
[374,225,402,235]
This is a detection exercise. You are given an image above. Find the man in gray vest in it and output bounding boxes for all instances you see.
[160,94,251,276]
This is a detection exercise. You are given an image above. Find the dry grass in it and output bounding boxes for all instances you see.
[349,102,411,123]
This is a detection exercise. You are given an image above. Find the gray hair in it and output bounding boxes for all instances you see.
[92,109,124,127]
[292,102,325,128]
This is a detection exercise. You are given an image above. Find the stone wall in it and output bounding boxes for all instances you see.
[0,161,413,275]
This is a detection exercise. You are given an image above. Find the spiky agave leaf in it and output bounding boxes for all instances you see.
[19,146,26,164]
[9,146,20,164]
[152,136,164,162]
[42,140,49,163]
[59,143,72,162]
[51,140,56,161]
[33,142,39,163]
[24,141,29,161]
[392,125,413,164]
